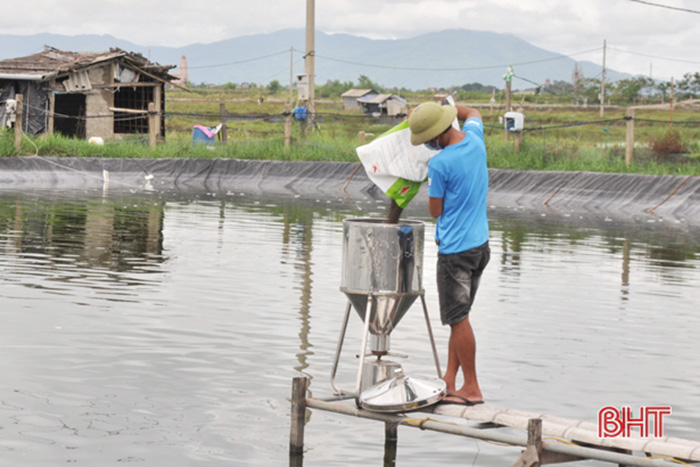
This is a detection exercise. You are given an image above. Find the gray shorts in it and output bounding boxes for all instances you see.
[437,241,490,326]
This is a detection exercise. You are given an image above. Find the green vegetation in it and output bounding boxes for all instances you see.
[2,83,699,176]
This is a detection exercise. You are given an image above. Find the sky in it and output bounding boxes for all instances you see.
[3,0,700,82]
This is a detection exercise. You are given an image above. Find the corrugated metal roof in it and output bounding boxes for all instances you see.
[341,88,375,98]
[0,47,176,82]
[358,93,395,104]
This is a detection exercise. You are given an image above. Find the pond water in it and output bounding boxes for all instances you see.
[0,188,698,466]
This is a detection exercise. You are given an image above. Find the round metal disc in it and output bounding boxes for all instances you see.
[359,370,446,413]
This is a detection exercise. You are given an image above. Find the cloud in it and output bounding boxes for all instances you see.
[3,0,700,79]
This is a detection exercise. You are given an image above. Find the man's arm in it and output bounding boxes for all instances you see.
[429,197,443,218]
[456,105,481,122]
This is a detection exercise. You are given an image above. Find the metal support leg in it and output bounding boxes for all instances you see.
[354,294,374,405]
[420,294,442,379]
[331,301,353,396]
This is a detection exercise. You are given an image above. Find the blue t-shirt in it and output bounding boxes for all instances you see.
[427,117,489,254]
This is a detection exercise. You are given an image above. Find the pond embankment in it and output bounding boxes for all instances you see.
[1,156,698,229]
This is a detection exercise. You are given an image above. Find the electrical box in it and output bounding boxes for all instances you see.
[504,111,524,132]
[297,73,309,101]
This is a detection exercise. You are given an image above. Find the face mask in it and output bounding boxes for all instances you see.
[424,141,441,151]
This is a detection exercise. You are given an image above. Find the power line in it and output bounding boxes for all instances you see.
[630,0,700,14]
[298,47,602,72]
[608,46,700,66]
[187,50,291,70]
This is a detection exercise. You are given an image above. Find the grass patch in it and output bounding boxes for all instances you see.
[2,90,698,176]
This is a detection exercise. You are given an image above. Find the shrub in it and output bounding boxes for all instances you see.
[649,129,686,155]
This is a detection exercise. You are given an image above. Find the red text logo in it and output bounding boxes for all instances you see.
[598,406,672,438]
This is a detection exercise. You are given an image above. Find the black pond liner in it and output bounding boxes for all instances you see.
[1,156,698,232]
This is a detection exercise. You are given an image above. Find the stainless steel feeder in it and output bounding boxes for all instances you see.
[331,218,445,412]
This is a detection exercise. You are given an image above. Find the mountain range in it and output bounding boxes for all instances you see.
[0,29,631,90]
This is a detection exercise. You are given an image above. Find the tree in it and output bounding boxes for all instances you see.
[357,75,384,93]
[677,72,700,99]
[317,79,354,98]
[656,81,670,102]
[267,80,282,94]
[610,78,646,105]
[580,78,602,104]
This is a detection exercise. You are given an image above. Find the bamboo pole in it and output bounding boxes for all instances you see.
[305,398,681,467]
[433,404,700,461]
[14,94,23,150]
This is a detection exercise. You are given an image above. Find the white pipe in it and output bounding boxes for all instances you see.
[0,73,46,81]
[306,398,682,467]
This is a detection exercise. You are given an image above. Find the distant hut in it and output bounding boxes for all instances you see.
[357,94,407,117]
[341,89,376,110]
[0,46,176,140]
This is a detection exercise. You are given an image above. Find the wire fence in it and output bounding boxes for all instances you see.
[5,98,700,151]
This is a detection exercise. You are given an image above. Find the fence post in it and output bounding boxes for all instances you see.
[48,92,55,136]
[148,102,157,149]
[625,108,634,167]
[219,103,228,144]
[514,131,523,154]
[14,94,23,150]
[284,103,292,150]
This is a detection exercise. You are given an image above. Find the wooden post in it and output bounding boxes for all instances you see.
[148,102,157,149]
[14,94,23,150]
[358,131,366,143]
[669,77,675,131]
[219,103,228,144]
[514,131,523,154]
[154,84,162,140]
[528,418,543,465]
[625,108,634,167]
[512,418,542,467]
[284,103,292,150]
[505,81,512,113]
[290,376,308,456]
[600,39,607,118]
[48,92,55,136]
[505,81,512,140]
[384,422,398,466]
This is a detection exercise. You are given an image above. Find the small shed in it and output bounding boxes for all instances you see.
[341,89,376,110]
[0,46,176,140]
[357,94,407,117]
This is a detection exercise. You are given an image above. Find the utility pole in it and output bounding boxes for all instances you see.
[305,0,315,128]
[600,39,606,118]
[285,46,293,149]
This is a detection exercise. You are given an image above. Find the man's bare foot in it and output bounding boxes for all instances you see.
[443,387,482,404]
[441,377,456,394]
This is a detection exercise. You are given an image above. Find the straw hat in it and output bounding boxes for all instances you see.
[408,102,457,146]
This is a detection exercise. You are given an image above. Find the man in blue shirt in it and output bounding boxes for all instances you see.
[408,101,490,405]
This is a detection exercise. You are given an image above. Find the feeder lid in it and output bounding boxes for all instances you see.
[359,368,446,413]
